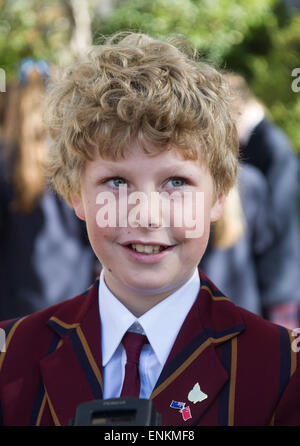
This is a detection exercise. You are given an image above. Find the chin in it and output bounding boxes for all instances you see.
[125,275,177,295]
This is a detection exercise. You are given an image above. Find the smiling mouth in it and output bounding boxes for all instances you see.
[125,243,171,254]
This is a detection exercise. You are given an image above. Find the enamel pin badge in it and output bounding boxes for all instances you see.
[181,406,192,421]
[170,400,185,410]
[170,400,192,422]
[170,383,207,422]
[188,382,208,404]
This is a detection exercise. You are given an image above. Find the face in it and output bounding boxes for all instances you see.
[72,141,225,316]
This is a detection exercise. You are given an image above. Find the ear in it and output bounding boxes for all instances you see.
[71,194,86,221]
[210,193,226,222]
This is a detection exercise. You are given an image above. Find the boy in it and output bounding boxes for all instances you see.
[0,32,300,426]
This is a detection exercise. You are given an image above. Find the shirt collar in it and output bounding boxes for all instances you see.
[99,268,200,367]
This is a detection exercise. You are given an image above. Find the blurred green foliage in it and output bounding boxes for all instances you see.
[0,0,71,78]
[94,0,300,153]
[95,0,275,63]
[0,0,300,152]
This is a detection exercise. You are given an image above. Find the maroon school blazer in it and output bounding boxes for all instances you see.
[0,268,300,426]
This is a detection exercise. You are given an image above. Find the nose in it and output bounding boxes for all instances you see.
[127,187,163,230]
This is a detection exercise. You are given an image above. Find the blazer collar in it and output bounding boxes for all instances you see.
[41,269,245,426]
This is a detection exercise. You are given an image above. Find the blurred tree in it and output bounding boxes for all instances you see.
[224,3,300,153]
[0,0,299,152]
[94,0,300,153]
[0,0,73,78]
[68,0,92,56]
[93,0,275,63]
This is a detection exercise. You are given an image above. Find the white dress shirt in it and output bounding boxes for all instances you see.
[98,267,200,399]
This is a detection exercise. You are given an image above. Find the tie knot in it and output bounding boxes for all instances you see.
[122,331,148,364]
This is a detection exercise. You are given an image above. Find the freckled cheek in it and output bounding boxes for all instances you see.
[183,232,210,264]
[167,192,209,226]
[168,199,211,239]
[89,220,116,241]
[84,205,117,249]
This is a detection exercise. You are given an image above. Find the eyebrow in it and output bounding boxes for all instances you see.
[90,157,205,186]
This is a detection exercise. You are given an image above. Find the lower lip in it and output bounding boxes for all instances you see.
[121,245,175,264]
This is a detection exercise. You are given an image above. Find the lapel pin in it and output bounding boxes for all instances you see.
[170,400,185,410]
[188,382,208,404]
[180,406,192,421]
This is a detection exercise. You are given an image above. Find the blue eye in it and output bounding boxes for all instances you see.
[166,177,186,188]
[107,177,127,188]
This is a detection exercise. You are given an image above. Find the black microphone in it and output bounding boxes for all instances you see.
[70,398,161,426]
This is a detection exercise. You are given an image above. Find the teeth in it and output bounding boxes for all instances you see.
[131,244,165,254]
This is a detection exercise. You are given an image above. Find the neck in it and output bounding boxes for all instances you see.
[102,268,193,317]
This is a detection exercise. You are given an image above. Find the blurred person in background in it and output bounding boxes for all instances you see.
[207,72,300,329]
[200,163,276,319]
[0,59,96,320]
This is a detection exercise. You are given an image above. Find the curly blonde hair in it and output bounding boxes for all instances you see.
[44,32,239,205]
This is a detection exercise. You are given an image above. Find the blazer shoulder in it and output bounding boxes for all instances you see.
[236,304,300,371]
[237,303,293,343]
[0,281,99,372]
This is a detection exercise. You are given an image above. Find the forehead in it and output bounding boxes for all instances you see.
[88,140,207,173]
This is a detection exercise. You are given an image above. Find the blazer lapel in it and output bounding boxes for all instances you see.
[40,282,103,426]
[150,270,245,426]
